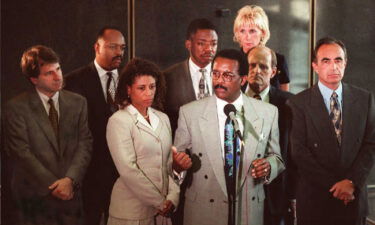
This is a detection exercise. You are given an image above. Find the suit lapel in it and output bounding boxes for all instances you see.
[28,90,60,154]
[87,63,112,113]
[198,97,227,196]
[129,110,161,141]
[57,91,71,157]
[239,97,263,189]
[182,60,197,101]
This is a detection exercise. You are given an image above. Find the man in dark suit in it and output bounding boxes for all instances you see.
[164,18,218,135]
[4,45,92,225]
[64,26,126,225]
[289,37,375,225]
[245,46,295,225]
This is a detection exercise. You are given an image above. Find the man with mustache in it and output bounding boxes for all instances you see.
[64,26,126,225]
[164,18,218,136]
[246,46,295,225]
[5,45,92,225]
[174,49,285,225]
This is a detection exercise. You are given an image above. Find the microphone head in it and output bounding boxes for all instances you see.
[224,104,236,117]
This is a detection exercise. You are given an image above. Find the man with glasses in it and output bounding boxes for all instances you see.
[65,26,126,225]
[174,49,285,225]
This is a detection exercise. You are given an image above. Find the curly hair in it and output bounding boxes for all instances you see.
[115,58,166,111]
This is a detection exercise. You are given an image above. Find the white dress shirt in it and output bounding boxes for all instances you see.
[318,81,343,114]
[188,58,213,99]
[126,104,159,131]
[36,89,60,118]
[215,94,244,158]
[94,60,119,101]
[246,85,270,103]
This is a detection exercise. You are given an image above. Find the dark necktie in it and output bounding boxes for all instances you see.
[106,72,118,113]
[224,115,241,225]
[253,94,262,100]
[198,68,210,99]
[48,99,59,140]
[329,92,342,145]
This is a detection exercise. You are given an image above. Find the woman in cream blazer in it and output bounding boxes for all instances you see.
[106,58,179,225]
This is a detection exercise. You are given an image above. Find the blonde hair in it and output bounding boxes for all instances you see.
[233,5,270,46]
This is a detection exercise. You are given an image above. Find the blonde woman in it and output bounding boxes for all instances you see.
[233,5,290,91]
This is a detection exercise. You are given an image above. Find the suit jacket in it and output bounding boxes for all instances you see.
[64,62,118,187]
[174,95,285,225]
[4,89,92,223]
[106,107,180,220]
[164,59,196,134]
[264,86,296,215]
[288,83,375,221]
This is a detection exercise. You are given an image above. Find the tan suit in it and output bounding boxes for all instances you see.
[175,95,285,225]
[106,106,180,222]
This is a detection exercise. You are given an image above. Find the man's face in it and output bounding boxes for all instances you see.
[247,47,276,93]
[95,29,126,71]
[185,29,218,68]
[30,62,63,97]
[312,43,347,90]
[212,57,245,103]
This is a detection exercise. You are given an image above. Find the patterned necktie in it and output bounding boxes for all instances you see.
[329,92,342,145]
[253,94,262,100]
[198,68,210,99]
[106,72,118,113]
[48,99,59,139]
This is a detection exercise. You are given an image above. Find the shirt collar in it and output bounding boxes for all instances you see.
[216,93,244,117]
[318,81,343,100]
[36,88,59,103]
[126,104,159,131]
[188,57,212,74]
[247,85,270,102]
[94,59,118,78]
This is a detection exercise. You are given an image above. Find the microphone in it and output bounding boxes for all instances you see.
[224,104,243,141]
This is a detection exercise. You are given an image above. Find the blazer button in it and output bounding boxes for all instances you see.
[210,199,214,203]
[257,154,261,158]
[204,175,208,179]
[314,143,318,148]
[199,153,203,157]
[252,196,255,201]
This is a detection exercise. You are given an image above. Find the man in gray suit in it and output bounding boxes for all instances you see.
[174,49,285,225]
[164,18,218,135]
[289,37,375,225]
[4,45,92,225]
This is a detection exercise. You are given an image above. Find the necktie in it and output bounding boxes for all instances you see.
[106,72,118,113]
[253,94,262,100]
[224,116,241,225]
[329,92,342,145]
[198,68,210,99]
[48,99,59,139]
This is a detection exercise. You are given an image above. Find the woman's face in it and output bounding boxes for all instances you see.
[236,23,264,54]
[127,75,156,111]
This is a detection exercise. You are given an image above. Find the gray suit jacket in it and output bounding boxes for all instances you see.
[174,95,285,225]
[164,59,196,134]
[4,89,92,223]
[289,83,375,221]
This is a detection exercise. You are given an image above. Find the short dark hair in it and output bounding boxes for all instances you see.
[96,26,123,42]
[115,58,166,111]
[20,45,60,79]
[212,49,248,76]
[313,37,347,62]
[186,18,217,40]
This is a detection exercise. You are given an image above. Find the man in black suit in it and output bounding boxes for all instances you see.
[64,26,126,225]
[245,46,295,225]
[289,37,375,225]
[5,45,92,225]
[164,18,218,135]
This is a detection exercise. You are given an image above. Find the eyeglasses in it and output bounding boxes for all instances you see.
[105,44,126,51]
[211,71,237,82]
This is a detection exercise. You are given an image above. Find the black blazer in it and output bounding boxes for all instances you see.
[64,62,118,185]
[288,83,375,220]
[164,59,196,135]
[265,86,295,215]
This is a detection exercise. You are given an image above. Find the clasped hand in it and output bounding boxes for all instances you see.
[172,146,192,173]
[49,177,74,200]
[329,179,355,205]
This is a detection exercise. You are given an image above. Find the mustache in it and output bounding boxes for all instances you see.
[214,84,227,91]
[112,55,123,61]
